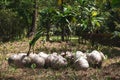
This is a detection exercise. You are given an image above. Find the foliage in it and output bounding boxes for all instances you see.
[111,0,120,8]
[39,8,57,30]
[76,0,105,33]
[0,9,25,41]
[29,28,44,47]
[0,0,120,47]
[28,0,120,48]
[55,5,75,33]
[27,27,44,55]
[0,0,36,41]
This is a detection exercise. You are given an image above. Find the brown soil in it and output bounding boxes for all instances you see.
[0,39,120,80]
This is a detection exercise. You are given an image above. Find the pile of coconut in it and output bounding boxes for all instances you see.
[8,50,106,70]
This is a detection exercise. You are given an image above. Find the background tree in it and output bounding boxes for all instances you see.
[27,0,38,37]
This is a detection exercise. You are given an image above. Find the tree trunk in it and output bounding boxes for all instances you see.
[27,0,38,38]
[59,0,65,41]
[46,23,50,41]
[61,26,65,41]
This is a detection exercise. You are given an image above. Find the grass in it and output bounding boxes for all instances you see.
[0,37,120,80]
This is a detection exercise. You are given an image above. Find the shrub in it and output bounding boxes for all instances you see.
[0,9,26,41]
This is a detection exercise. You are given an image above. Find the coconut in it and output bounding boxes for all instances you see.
[38,52,49,60]
[65,51,74,65]
[74,57,89,70]
[87,50,105,68]
[8,53,26,67]
[52,52,58,56]
[29,53,45,68]
[75,51,87,60]
[61,51,74,59]
[18,53,27,57]
[65,51,74,59]
[45,53,58,68]
[60,52,66,57]
[51,55,68,69]
[21,56,31,67]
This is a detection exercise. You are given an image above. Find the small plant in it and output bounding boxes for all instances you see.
[31,63,37,69]
[8,66,17,73]
[27,28,44,56]
[31,63,37,80]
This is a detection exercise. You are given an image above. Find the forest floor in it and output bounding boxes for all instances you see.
[0,38,120,80]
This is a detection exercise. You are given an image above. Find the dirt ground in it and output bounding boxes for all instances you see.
[0,39,120,80]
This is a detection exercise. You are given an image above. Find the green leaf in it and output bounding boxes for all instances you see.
[92,11,98,17]
[29,28,44,47]
[111,0,120,8]
[96,21,100,27]
[31,63,36,69]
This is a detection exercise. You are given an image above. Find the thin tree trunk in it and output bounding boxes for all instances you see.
[61,26,65,41]
[60,0,65,41]
[46,23,50,41]
[27,0,38,38]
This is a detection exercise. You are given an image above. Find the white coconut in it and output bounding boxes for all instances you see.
[18,53,27,57]
[61,51,73,58]
[65,51,74,65]
[8,53,25,67]
[87,50,105,68]
[60,52,66,57]
[33,56,45,68]
[52,52,58,56]
[21,56,31,67]
[65,51,74,59]
[38,52,49,60]
[45,53,58,68]
[75,51,87,60]
[51,55,68,69]
[29,53,45,68]
[74,57,89,70]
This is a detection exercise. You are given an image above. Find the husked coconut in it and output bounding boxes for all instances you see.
[64,51,74,65]
[20,53,33,66]
[8,54,18,66]
[29,53,37,59]
[87,50,105,68]
[60,52,66,57]
[21,56,31,67]
[74,57,89,70]
[33,56,45,68]
[51,55,68,69]
[8,53,26,67]
[52,52,58,56]
[29,53,45,68]
[61,51,74,59]
[38,52,49,60]
[65,51,74,59]
[18,53,27,57]
[75,51,87,60]
[45,53,58,68]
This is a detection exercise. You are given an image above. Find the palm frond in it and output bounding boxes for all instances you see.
[27,28,44,56]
